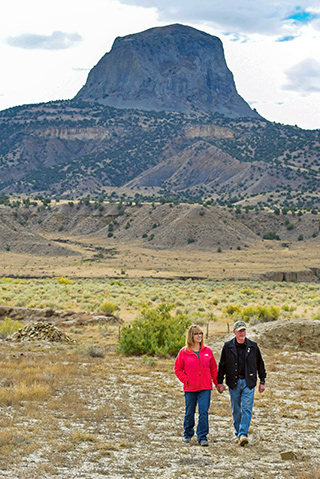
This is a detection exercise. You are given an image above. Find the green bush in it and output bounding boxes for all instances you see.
[0,317,23,339]
[223,304,241,316]
[240,305,279,323]
[100,301,118,314]
[117,303,191,356]
[263,231,280,240]
[56,276,72,285]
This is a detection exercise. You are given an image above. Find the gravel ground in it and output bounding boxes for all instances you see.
[0,335,319,479]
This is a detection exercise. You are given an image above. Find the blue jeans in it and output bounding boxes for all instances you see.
[229,379,255,438]
[183,390,211,441]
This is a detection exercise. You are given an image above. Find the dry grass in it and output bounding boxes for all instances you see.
[1,239,320,282]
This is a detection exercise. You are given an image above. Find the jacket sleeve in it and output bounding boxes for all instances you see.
[217,344,226,384]
[256,345,267,384]
[174,349,187,384]
[210,352,218,387]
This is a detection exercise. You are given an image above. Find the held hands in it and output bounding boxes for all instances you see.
[217,384,226,394]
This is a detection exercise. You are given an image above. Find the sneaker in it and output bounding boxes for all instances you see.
[239,436,248,446]
[198,439,209,447]
[183,437,191,443]
[234,436,239,444]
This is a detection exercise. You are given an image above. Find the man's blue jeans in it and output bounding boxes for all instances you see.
[184,389,211,441]
[228,379,254,438]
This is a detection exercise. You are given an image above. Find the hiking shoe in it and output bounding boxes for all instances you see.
[239,436,248,446]
[198,439,209,446]
[183,437,191,443]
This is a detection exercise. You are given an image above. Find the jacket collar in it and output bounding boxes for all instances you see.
[185,344,205,354]
[228,337,254,356]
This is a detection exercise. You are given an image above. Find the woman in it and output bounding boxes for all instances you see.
[174,324,218,446]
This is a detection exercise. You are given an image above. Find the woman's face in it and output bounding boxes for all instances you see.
[192,331,203,345]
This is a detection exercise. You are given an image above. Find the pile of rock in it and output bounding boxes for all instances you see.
[6,322,74,343]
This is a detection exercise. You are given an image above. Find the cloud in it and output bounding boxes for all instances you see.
[7,31,82,50]
[118,0,320,36]
[283,58,320,93]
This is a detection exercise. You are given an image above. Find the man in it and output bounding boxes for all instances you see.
[217,320,266,446]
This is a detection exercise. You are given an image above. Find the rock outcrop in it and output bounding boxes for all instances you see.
[0,306,123,326]
[75,24,260,119]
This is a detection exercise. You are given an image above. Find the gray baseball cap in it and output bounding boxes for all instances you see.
[233,321,247,331]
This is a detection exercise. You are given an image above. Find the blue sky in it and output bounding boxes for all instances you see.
[1,0,320,129]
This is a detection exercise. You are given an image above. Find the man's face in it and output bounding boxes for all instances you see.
[234,328,246,343]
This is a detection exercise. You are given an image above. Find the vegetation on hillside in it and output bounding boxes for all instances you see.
[0,101,319,208]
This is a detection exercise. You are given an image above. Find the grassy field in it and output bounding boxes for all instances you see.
[1,276,320,325]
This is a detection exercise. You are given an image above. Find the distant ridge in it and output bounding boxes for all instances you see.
[75,24,260,119]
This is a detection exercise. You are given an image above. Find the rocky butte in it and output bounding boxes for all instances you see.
[75,23,260,119]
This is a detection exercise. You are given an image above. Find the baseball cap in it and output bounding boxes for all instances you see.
[233,321,247,331]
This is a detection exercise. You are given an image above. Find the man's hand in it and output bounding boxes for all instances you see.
[217,384,226,394]
[258,384,266,393]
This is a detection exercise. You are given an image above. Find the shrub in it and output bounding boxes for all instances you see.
[263,231,280,240]
[56,276,72,285]
[224,305,241,316]
[240,288,256,296]
[240,305,279,323]
[100,301,118,314]
[117,303,191,356]
[281,303,296,312]
[87,344,105,358]
[0,317,23,339]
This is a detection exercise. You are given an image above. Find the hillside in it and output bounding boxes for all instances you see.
[1,201,320,282]
[0,102,320,209]
[1,201,320,252]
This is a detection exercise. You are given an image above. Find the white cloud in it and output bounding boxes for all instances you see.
[119,0,320,36]
[283,58,320,93]
[7,31,82,50]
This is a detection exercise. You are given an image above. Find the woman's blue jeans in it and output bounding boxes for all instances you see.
[183,389,211,441]
[228,378,255,438]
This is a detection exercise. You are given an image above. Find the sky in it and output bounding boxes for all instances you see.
[1,0,320,130]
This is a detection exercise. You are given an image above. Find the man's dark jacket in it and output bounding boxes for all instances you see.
[217,337,266,390]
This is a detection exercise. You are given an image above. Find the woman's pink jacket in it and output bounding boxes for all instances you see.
[174,345,218,392]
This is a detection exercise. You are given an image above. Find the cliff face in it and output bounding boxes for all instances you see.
[75,24,260,119]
